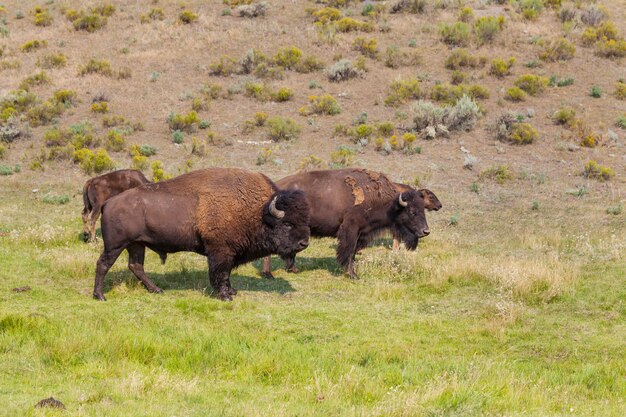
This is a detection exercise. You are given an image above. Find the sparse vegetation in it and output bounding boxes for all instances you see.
[489,58,515,77]
[266,116,301,141]
[20,39,47,53]
[36,53,67,69]
[439,22,471,46]
[445,49,486,70]
[495,113,538,145]
[178,10,198,24]
[325,59,361,82]
[583,160,614,181]
[474,16,505,45]
[411,95,481,138]
[301,94,341,116]
[514,74,549,96]
[480,164,513,184]
[539,38,576,61]
[384,78,423,107]
[167,111,199,133]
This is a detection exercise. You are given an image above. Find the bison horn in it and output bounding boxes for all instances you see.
[269,196,285,219]
[398,193,408,207]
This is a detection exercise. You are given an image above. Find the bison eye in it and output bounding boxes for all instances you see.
[284,223,292,230]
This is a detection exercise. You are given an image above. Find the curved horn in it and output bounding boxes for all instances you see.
[269,196,285,219]
[398,193,408,207]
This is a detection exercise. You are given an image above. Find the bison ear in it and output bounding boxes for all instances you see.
[419,189,442,211]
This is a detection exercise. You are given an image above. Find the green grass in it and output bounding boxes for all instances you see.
[0,177,624,416]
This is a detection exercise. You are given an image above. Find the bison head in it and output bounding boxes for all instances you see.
[390,190,430,251]
[419,189,442,211]
[262,190,310,257]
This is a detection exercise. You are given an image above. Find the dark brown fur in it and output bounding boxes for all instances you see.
[262,169,438,279]
[81,169,150,243]
[93,168,310,301]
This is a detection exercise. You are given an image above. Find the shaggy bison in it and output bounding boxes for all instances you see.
[93,168,310,301]
[82,169,150,243]
[262,169,439,279]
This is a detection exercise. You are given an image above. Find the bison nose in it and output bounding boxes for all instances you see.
[298,239,309,250]
[421,228,430,237]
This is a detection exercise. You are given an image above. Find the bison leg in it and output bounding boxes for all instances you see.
[336,222,360,280]
[81,208,91,243]
[261,256,274,279]
[88,204,101,243]
[207,257,235,301]
[93,247,125,301]
[282,254,300,273]
[127,244,163,294]
[392,238,400,251]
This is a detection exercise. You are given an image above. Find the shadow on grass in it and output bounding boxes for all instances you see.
[252,256,343,277]
[104,268,295,296]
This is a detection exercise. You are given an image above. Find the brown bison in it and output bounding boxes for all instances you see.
[262,169,440,279]
[93,168,310,301]
[82,169,150,243]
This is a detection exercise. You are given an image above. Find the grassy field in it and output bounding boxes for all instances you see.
[1,173,624,416]
[1,0,625,415]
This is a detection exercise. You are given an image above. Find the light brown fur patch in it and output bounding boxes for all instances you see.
[344,176,365,205]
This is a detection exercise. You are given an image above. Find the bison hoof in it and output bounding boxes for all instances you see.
[348,273,360,280]
[93,292,106,301]
[228,287,237,296]
[217,291,233,301]
[286,266,300,274]
[82,233,90,243]
[150,287,164,294]
[261,272,275,280]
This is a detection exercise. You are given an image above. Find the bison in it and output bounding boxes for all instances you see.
[261,168,440,279]
[93,168,310,301]
[82,169,150,243]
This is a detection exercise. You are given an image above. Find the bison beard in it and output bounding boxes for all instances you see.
[92,168,310,301]
[393,223,419,250]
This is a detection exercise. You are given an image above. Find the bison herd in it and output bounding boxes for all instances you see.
[82,168,441,301]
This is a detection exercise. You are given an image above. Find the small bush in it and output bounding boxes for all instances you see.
[489,58,515,77]
[614,81,626,100]
[33,6,53,26]
[167,111,199,132]
[445,49,486,70]
[91,101,108,113]
[172,130,184,144]
[73,148,115,174]
[580,6,607,27]
[267,117,301,141]
[0,144,5,159]
[105,129,125,152]
[390,0,427,14]
[191,137,208,157]
[505,87,526,101]
[411,95,481,137]
[335,17,374,33]
[209,56,237,76]
[20,39,47,53]
[581,21,618,46]
[71,12,107,32]
[0,164,20,175]
[519,0,544,20]
[474,16,505,45]
[237,3,267,18]
[590,86,602,98]
[256,147,273,165]
[539,38,575,61]
[384,45,420,69]
[151,160,171,182]
[352,37,378,58]
[459,7,474,23]
[439,22,471,46]
[26,101,63,127]
[594,39,626,59]
[583,160,614,181]
[329,145,356,168]
[384,78,422,107]
[78,59,113,77]
[303,94,341,116]
[311,7,342,24]
[514,74,549,96]
[348,124,375,144]
[325,59,361,82]
[272,46,302,69]
[179,10,198,24]
[141,8,165,23]
[508,122,538,144]
[299,154,324,171]
[450,70,467,85]
[36,53,67,69]
[480,165,513,184]
[552,107,576,126]
[615,114,626,129]
[431,83,490,104]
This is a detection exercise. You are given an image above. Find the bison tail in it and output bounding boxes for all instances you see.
[82,181,92,214]
[158,252,167,265]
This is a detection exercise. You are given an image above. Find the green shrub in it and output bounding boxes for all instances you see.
[272,46,302,69]
[329,145,356,168]
[615,114,626,129]
[439,22,471,46]
[312,7,342,24]
[445,49,486,70]
[78,59,113,77]
[335,17,374,33]
[151,160,171,182]
[594,39,626,59]
[489,58,515,78]
[179,10,198,24]
[352,37,378,58]
[91,101,108,113]
[0,164,20,175]
[384,78,422,107]
[581,21,618,46]
[172,130,184,144]
[520,0,544,20]
[71,12,108,32]
[325,59,361,82]
[377,122,395,137]
[26,101,63,127]
[514,74,549,96]
[273,87,294,102]
[105,130,125,152]
[36,53,67,69]
[19,71,50,91]
[480,165,513,184]
[590,86,602,98]
[459,7,474,22]
[505,87,526,101]
[539,38,575,61]
[474,16,505,44]
[348,124,375,143]
[167,111,199,132]
[267,117,301,141]
[508,122,538,144]
[74,148,115,174]
[20,39,47,53]
[615,81,626,100]
[450,70,467,85]
[583,160,614,181]
[303,94,341,115]
[0,144,5,159]
[431,83,489,104]
[209,56,237,76]
[33,6,53,26]
[411,95,481,136]
[552,107,576,126]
